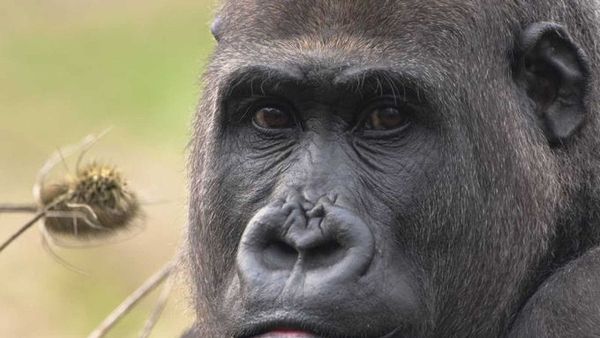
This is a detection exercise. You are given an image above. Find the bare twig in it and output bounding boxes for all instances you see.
[139,272,175,338]
[0,203,38,213]
[0,209,46,253]
[0,197,66,253]
[87,260,175,338]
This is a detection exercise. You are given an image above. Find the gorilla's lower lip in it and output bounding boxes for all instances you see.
[251,330,320,338]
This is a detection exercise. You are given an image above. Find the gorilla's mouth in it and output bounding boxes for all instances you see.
[239,320,401,338]
[248,330,401,338]
[249,329,319,338]
[238,321,320,338]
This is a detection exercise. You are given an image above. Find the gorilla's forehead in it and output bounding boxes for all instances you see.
[209,0,501,91]
[216,0,478,48]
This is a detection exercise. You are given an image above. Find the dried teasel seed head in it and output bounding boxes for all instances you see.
[40,162,140,237]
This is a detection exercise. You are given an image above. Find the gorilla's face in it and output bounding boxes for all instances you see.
[211,64,441,336]
[188,2,589,337]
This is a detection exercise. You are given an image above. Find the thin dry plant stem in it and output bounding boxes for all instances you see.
[87,260,175,338]
[0,203,38,214]
[0,209,46,253]
[0,197,65,253]
[138,272,175,338]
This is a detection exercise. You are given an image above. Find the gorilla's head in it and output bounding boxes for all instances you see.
[187,1,600,337]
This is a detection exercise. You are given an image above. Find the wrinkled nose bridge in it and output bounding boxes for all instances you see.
[291,133,344,201]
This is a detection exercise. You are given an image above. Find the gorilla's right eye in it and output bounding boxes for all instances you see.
[252,107,294,129]
[365,106,410,131]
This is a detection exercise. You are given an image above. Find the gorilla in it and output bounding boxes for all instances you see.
[186,0,600,337]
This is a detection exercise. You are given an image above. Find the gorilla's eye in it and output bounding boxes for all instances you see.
[252,107,294,129]
[365,106,410,131]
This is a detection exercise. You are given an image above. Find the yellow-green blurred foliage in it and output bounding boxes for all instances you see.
[0,1,217,337]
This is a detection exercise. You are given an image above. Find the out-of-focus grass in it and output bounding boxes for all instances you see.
[0,1,216,337]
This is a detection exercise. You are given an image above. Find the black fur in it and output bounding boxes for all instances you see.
[186,1,600,337]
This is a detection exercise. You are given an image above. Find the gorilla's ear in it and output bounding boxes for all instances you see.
[516,22,590,145]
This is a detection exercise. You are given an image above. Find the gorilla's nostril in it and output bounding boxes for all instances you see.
[304,241,345,269]
[262,240,298,270]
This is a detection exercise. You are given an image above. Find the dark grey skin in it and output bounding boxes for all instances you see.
[185,1,600,337]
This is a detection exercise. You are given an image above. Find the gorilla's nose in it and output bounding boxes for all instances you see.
[236,194,375,289]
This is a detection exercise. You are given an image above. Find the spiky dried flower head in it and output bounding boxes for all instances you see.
[40,162,140,237]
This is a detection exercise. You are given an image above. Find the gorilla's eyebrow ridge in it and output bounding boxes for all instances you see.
[219,65,305,97]
[334,67,431,101]
[218,64,431,104]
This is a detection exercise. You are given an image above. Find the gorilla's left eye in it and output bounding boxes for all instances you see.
[365,106,410,131]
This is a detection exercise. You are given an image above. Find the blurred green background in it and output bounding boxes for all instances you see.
[0,0,217,336]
